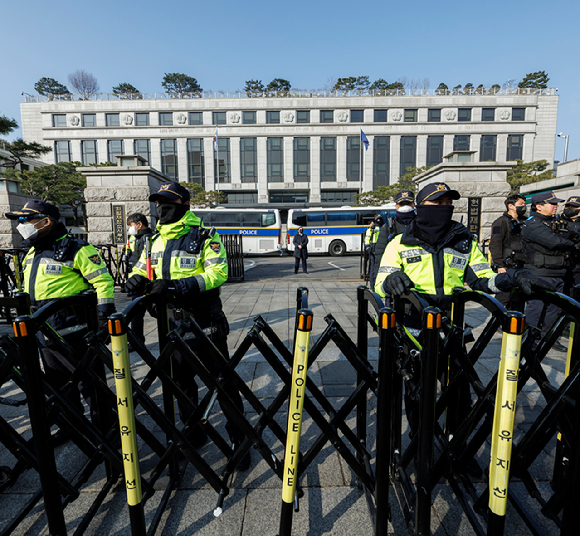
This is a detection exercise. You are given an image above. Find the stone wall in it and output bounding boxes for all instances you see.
[0,190,41,248]
[82,166,166,244]
[414,161,516,240]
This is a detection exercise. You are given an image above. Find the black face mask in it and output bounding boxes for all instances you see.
[396,210,415,225]
[156,203,190,224]
[415,205,455,247]
[564,207,580,219]
[516,205,527,217]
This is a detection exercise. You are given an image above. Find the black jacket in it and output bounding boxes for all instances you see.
[521,213,576,277]
[293,233,308,259]
[489,212,526,269]
[562,215,580,274]
[129,227,154,268]
[372,216,412,283]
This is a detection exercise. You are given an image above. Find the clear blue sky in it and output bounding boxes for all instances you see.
[2,0,579,162]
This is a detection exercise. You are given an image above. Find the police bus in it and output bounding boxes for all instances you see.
[194,207,282,255]
[287,205,396,256]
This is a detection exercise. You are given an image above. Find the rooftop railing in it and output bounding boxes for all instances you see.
[21,87,556,103]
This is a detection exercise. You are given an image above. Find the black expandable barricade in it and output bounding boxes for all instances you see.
[221,234,244,282]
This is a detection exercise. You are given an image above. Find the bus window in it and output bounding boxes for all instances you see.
[261,212,277,227]
[292,212,307,227]
[327,211,356,226]
[306,213,325,226]
[241,212,261,227]
[198,212,213,226]
[357,210,376,225]
[211,212,241,227]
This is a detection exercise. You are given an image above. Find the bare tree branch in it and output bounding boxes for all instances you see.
[68,70,100,99]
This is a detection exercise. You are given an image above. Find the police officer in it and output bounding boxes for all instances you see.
[371,190,416,291]
[521,192,580,352]
[364,214,384,288]
[293,227,308,274]
[6,200,115,428]
[374,183,549,456]
[125,182,250,469]
[489,194,527,307]
[562,196,580,294]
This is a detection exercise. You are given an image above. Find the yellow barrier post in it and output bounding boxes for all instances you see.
[108,313,146,536]
[488,311,525,535]
[279,309,313,536]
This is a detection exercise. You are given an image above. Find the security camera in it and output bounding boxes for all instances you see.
[558,133,563,137]
[20,91,24,95]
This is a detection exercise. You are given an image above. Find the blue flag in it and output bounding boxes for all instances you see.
[361,129,369,151]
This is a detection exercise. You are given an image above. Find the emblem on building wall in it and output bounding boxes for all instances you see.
[230,113,240,123]
[284,112,294,123]
[175,113,187,125]
[69,115,80,126]
[337,111,348,122]
[391,111,402,121]
[445,110,457,121]
[122,114,133,126]
[499,109,510,120]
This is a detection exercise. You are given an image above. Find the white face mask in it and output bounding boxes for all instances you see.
[128,226,138,236]
[397,205,414,213]
[17,222,39,241]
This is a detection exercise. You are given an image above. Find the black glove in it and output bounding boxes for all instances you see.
[568,231,580,244]
[97,304,116,330]
[149,279,176,296]
[384,271,414,297]
[513,270,556,296]
[125,274,149,297]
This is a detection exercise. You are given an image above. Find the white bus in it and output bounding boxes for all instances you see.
[193,207,282,255]
[287,205,396,256]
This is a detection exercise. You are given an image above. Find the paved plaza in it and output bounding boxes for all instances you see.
[0,256,569,535]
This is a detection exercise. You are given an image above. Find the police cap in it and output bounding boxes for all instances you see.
[416,182,460,205]
[565,196,580,207]
[6,200,60,221]
[149,182,191,202]
[531,191,564,205]
[395,190,415,204]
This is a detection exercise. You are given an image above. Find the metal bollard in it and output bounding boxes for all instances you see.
[487,311,525,535]
[108,313,146,536]
[279,309,313,536]
[13,316,67,536]
[375,308,395,536]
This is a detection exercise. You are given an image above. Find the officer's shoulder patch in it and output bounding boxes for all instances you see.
[209,241,221,254]
[88,254,102,265]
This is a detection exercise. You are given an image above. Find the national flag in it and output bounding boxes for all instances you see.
[361,130,369,151]
[214,128,218,151]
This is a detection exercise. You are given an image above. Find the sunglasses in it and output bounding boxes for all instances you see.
[18,215,47,223]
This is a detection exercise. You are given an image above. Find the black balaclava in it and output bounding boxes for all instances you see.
[415,204,454,247]
[396,209,415,225]
[516,205,527,217]
[157,202,190,224]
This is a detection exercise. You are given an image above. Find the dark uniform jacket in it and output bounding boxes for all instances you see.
[562,215,580,274]
[489,212,527,269]
[293,234,309,259]
[521,213,576,278]
[128,227,154,269]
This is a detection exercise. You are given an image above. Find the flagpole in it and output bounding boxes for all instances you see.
[360,130,363,195]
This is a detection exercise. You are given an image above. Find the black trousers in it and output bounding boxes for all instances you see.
[130,313,145,343]
[294,254,307,273]
[525,276,565,335]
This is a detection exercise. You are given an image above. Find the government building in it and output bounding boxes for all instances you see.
[20,88,559,207]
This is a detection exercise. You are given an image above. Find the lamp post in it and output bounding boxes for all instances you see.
[558,132,569,162]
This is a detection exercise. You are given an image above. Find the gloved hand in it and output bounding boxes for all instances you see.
[567,230,580,243]
[513,270,556,296]
[384,271,414,297]
[97,304,116,330]
[125,274,149,297]
[149,279,176,296]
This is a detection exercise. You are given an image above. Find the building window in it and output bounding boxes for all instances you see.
[54,141,71,163]
[160,139,178,179]
[242,111,256,124]
[267,137,284,183]
[373,136,390,188]
[400,136,417,176]
[188,112,203,125]
[374,110,388,123]
[507,134,523,161]
[82,114,96,127]
[404,109,418,122]
[240,138,257,183]
[320,137,337,181]
[350,110,364,122]
[215,138,230,183]
[187,139,204,186]
[134,139,150,164]
[296,110,310,123]
[426,136,444,166]
[293,138,310,182]
[223,192,258,204]
[346,137,361,181]
[321,190,358,203]
[481,108,495,122]
[106,113,120,127]
[266,111,280,124]
[428,109,441,122]
[458,108,472,122]
[136,113,149,126]
[512,108,525,121]
[159,112,173,126]
[107,140,124,163]
[453,135,470,151]
[320,110,333,123]
[81,140,98,166]
[52,114,67,127]
[480,135,497,161]
[269,192,309,204]
[212,112,227,125]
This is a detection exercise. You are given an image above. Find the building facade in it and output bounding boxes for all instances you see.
[20,88,558,206]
